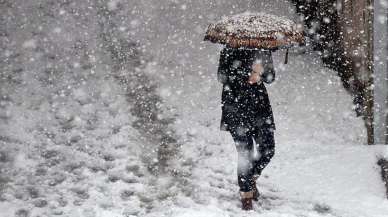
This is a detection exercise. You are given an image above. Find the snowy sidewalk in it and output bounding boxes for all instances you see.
[149,45,388,217]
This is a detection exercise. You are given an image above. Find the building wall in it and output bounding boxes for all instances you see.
[373,0,388,144]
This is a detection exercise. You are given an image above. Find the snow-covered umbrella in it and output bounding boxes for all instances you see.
[204,12,304,51]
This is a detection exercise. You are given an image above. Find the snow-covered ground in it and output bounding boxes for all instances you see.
[150,48,388,216]
[1,0,388,217]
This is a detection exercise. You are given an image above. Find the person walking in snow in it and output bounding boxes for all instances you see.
[217,46,276,210]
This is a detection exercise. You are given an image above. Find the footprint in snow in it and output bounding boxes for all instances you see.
[32,198,48,208]
[102,153,115,162]
[313,203,332,215]
[71,187,90,200]
[14,209,29,217]
[120,189,135,201]
[47,172,67,186]
[107,175,120,183]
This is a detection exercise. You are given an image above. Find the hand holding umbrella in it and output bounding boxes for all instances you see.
[248,63,263,85]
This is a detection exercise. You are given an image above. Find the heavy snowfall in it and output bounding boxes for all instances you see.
[1,0,388,217]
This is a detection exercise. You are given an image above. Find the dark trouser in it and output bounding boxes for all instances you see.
[230,125,275,192]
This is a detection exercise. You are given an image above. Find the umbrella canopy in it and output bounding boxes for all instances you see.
[204,12,304,49]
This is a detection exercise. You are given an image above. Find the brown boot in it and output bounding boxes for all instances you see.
[239,191,253,210]
[252,175,260,201]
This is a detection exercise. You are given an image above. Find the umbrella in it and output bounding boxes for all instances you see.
[204,12,304,51]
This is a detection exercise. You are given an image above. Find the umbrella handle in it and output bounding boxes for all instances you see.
[284,48,289,64]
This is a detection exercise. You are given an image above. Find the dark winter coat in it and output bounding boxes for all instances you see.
[217,47,276,132]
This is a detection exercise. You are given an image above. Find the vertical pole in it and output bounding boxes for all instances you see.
[373,0,388,144]
[365,0,374,145]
